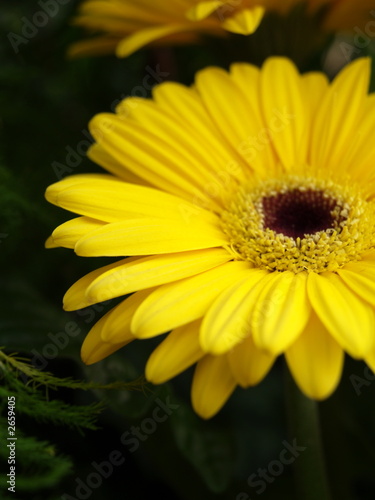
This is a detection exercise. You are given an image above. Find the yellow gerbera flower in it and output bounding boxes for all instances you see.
[46,57,375,419]
[68,0,375,58]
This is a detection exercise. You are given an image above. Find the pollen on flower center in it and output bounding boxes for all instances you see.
[221,174,375,273]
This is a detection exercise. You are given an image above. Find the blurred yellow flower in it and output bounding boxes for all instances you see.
[46,57,375,418]
[68,0,375,58]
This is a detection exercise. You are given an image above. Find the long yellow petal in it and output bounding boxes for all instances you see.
[196,66,270,176]
[200,269,269,354]
[115,100,223,188]
[307,272,374,358]
[87,143,150,185]
[229,62,277,176]
[115,96,240,202]
[46,176,217,224]
[310,58,370,171]
[89,113,219,206]
[195,67,253,155]
[251,272,310,354]
[45,173,114,205]
[86,248,232,304]
[228,335,275,388]
[116,23,206,58]
[81,309,133,365]
[340,94,375,181]
[152,82,246,184]
[191,355,236,419]
[131,261,250,338]
[301,72,329,121]
[146,321,204,384]
[100,289,155,343]
[49,217,105,249]
[63,257,139,311]
[285,311,344,399]
[338,261,375,306]
[75,217,227,257]
[260,57,308,168]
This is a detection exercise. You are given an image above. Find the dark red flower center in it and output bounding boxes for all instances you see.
[262,189,341,239]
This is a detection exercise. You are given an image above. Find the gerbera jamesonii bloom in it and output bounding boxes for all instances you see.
[68,0,375,58]
[46,57,375,418]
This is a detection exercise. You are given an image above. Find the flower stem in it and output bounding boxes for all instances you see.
[284,366,332,500]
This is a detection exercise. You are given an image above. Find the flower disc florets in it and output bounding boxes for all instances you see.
[221,174,375,273]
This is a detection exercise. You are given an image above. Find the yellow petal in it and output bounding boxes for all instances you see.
[195,66,274,177]
[307,272,374,358]
[86,248,232,304]
[116,24,200,58]
[89,113,218,205]
[87,143,150,186]
[301,71,329,120]
[81,309,133,365]
[260,57,307,168]
[100,289,155,343]
[310,58,370,171]
[341,94,375,181]
[115,99,222,188]
[222,7,264,35]
[63,257,138,311]
[146,321,204,384]
[47,175,217,224]
[229,62,277,175]
[152,82,246,184]
[251,272,310,354]
[115,96,240,203]
[191,355,236,419]
[228,335,275,388]
[45,173,114,206]
[285,311,344,399]
[200,269,268,354]
[186,1,224,21]
[338,261,375,305]
[75,217,227,257]
[49,217,105,249]
[45,235,58,249]
[131,261,250,338]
